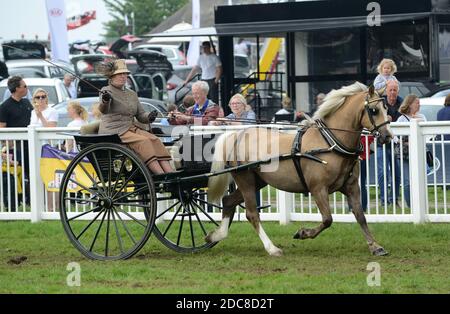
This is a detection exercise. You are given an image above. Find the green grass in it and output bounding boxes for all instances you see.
[0,221,449,294]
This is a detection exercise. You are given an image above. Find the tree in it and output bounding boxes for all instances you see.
[103,0,188,42]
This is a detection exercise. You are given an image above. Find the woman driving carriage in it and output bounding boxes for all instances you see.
[96,59,174,175]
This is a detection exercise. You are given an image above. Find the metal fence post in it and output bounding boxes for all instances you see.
[277,190,292,225]
[28,126,45,222]
[409,120,427,223]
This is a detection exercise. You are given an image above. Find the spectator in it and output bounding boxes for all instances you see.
[184,41,223,104]
[63,73,77,99]
[1,142,22,212]
[65,101,89,152]
[97,59,174,175]
[377,80,402,207]
[168,80,223,125]
[273,96,305,122]
[29,88,58,127]
[234,38,249,55]
[373,58,400,92]
[437,94,450,140]
[181,94,195,111]
[91,102,102,120]
[210,93,256,125]
[397,94,427,208]
[0,76,33,208]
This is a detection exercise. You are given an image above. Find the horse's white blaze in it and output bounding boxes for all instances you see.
[258,223,283,256]
[209,217,230,242]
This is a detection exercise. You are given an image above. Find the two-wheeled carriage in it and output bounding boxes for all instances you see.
[59,131,227,260]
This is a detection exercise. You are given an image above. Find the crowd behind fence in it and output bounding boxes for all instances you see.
[0,122,449,223]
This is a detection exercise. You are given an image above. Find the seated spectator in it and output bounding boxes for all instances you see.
[437,94,450,140]
[181,95,195,112]
[65,101,89,152]
[67,101,89,127]
[168,80,223,125]
[210,93,256,125]
[273,96,305,122]
[28,88,58,127]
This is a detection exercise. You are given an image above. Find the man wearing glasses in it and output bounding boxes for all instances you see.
[0,76,34,210]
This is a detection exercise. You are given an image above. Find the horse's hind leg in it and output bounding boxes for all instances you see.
[236,172,282,256]
[205,187,242,243]
[343,175,388,256]
[294,187,333,239]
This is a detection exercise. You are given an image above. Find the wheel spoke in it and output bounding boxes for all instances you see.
[189,201,208,236]
[107,150,112,196]
[67,207,99,221]
[192,197,223,210]
[176,207,186,246]
[156,200,180,219]
[187,204,195,248]
[110,209,125,255]
[191,200,220,226]
[68,178,103,198]
[77,162,106,197]
[89,209,108,252]
[112,207,137,245]
[111,168,140,199]
[75,209,105,240]
[162,204,183,237]
[90,151,107,196]
[113,186,149,202]
[116,208,147,228]
[105,210,111,257]
[112,156,126,195]
[64,196,98,204]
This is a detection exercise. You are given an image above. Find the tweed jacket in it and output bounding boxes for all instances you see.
[98,84,149,135]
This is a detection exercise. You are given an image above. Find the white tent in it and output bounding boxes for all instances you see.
[146,22,216,44]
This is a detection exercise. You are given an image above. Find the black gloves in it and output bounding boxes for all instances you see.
[101,91,111,103]
[148,110,158,123]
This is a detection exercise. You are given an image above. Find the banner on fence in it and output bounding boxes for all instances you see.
[40,144,94,192]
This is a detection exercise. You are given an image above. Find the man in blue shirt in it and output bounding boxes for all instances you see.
[437,94,450,140]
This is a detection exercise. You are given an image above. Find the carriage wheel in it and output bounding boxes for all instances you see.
[153,187,227,253]
[59,143,156,260]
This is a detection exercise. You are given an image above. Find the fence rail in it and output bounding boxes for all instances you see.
[0,122,449,223]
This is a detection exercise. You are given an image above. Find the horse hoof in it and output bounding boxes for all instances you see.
[204,233,214,243]
[372,247,389,256]
[293,229,308,240]
[269,248,283,257]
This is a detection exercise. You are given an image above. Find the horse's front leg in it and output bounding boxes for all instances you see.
[343,176,388,256]
[205,187,241,243]
[294,187,332,239]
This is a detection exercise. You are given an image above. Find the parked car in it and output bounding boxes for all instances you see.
[398,81,434,99]
[423,84,450,98]
[0,77,70,106]
[70,54,163,100]
[418,96,446,121]
[3,40,75,80]
[53,96,168,127]
[8,67,48,78]
[234,53,251,78]
[133,44,187,66]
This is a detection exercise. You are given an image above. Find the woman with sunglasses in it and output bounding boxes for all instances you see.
[29,88,58,127]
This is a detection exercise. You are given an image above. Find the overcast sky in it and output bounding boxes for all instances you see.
[0,0,112,42]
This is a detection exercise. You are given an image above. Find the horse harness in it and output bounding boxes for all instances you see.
[290,120,363,194]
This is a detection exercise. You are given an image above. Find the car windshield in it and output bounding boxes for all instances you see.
[432,90,450,98]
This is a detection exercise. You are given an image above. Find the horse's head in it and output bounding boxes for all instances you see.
[361,85,393,144]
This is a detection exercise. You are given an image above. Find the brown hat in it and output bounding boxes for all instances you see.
[111,59,130,76]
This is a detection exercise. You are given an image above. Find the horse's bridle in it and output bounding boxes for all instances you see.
[364,95,390,137]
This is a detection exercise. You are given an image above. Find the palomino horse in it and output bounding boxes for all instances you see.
[206,82,392,256]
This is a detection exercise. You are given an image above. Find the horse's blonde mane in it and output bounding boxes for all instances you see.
[313,82,368,120]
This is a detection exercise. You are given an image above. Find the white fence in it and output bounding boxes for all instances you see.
[0,122,449,223]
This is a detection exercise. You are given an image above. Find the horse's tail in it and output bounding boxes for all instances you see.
[208,131,235,204]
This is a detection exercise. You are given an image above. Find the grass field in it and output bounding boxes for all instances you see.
[0,221,449,294]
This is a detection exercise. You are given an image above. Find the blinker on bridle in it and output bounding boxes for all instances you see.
[364,95,390,137]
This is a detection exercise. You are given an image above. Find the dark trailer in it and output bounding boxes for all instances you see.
[215,0,450,118]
